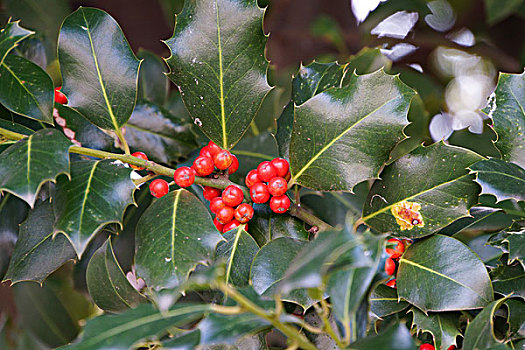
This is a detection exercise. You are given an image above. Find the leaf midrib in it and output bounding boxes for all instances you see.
[78,161,99,235]
[225,226,243,284]
[215,0,227,149]
[171,190,182,273]
[476,169,525,183]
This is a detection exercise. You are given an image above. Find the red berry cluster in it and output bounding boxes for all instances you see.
[383,238,409,289]
[245,158,291,214]
[206,185,253,233]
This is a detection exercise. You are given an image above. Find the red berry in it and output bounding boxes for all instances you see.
[257,161,277,182]
[207,141,221,156]
[222,219,241,233]
[199,146,213,159]
[385,257,396,275]
[386,238,405,259]
[386,279,396,288]
[54,86,68,104]
[193,156,215,176]
[268,177,288,197]
[250,183,270,203]
[210,197,226,214]
[149,179,169,198]
[419,344,435,350]
[222,185,244,207]
[270,195,291,214]
[270,158,289,178]
[245,170,261,188]
[447,346,456,350]
[203,186,221,201]
[174,166,195,187]
[235,203,254,223]
[216,206,234,224]
[213,217,224,232]
[130,151,148,170]
[227,155,239,174]
[214,150,233,170]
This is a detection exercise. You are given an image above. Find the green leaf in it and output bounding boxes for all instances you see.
[292,62,346,106]
[58,7,141,131]
[86,238,146,313]
[485,71,525,168]
[506,298,525,339]
[289,69,415,191]
[490,263,525,298]
[484,0,524,24]
[505,231,525,268]
[60,303,212,350]
[408,308,461,349]
[470,159,525,202]
[0,129,72,207]
[162,329,201,349]
[439,207,515,237]
[137,49,169,106]
[349,323,416,350]
[362,143,483,238]
[0,193,29,279]
[216,226,258,287]
[397,235,493,312]
[250,237,316,309]
[231,131,278,180]
[197,312,270,346]
[463,297,510,350]
[135,189,224,290]
[4,201,75,284]
[0,55,54,123]
[369,284,409,318]
[53,159,136,256]
[164,0,271,149]
[275,101,293,159]
[0,118,35,136]
[0,20,34,65]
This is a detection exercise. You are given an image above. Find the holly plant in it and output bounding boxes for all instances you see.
[0,1,524,350]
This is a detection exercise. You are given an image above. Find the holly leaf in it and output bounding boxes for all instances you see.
[369,284,410,318]
[53,159,136,257]
[231,131,278,180]
[292,62,346,106]
[289,69,415,191]
[349,323,416,350]
[362,142,483,238]
[4,201,75,284]
[504,230,525,268]
[197,312,271,346]
[397,235,493,312]
[0,129,72,207]
[164,0,271,149]
[0,193,29,279]
[408,308,461,349]
[484,71,525,168]
[490,263,525,298]
[470,159,525,202]
[58,7,141,131]
[86,238,146,313]
[0,55,54,123]
[275,102,294,159]
[463,297,510,350]
[162,330,201,349]
[137,49,169,106]
[216,225,259,287]
[135,189,224,290]
[0,20,34,65]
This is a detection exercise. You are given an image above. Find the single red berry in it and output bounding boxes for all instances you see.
[235,203,254,224]
[174,166,195,187]
[270,195,291,214]
[222,219,241,233]
[207,141,221,156]
[130,151,148,170]
[213,217,224,232]
[250,182,270,203]
[222,185,244,207]
[227,155,239,174]
[270,158,289,178]
[386,279,396,288]
[199,146,213,159]
[386,238,405,259]
[203,186,221,201]
[214,150,233,170]
[385,257,396,275]
[268,177,288,197]
[245,170,261,188]
[447,346,455,350]
[257,161,277,182]
[419,344,435,350]
[193,156,215,176]
[54,86,68,104]
[210,197,226,214]
[149,179,169,198]
[216,206,234,224]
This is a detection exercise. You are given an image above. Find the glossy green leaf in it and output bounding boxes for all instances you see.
[470,159,525,202]
[275,101,294,159]
[344,47,390,78]
[292,62,346,106]
[485,71,525,168]
[126,102,197,164]
[250,237,315,308]
[0,118,35,136]
[349,323,416,350]
[463,297,510,350]
[506,298,525,339]
[162,329,201,349]
[216,226,258,287]
[60,303,212,350]
[0,193,29,279]
[397,235,493,312]
[289,69,415,191]
[135,189,224,290]
[363,143,483,238]
[137,49,169,106]
[0,20,34,65]
[86,238,146,313]
[504,230,525,267]
[0,55,54,123]
[231,131,278,180]
[164,0,271,149]
[58,7,141,131]
[197,312,270,346]
[439,207,515,237]
[490,263,525,298]
[484,0,524,24]
[408,308,461,349]
[0,129,72,207]
[369,284,409,318]
[4,201,75,284]
[53,159,136,257]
